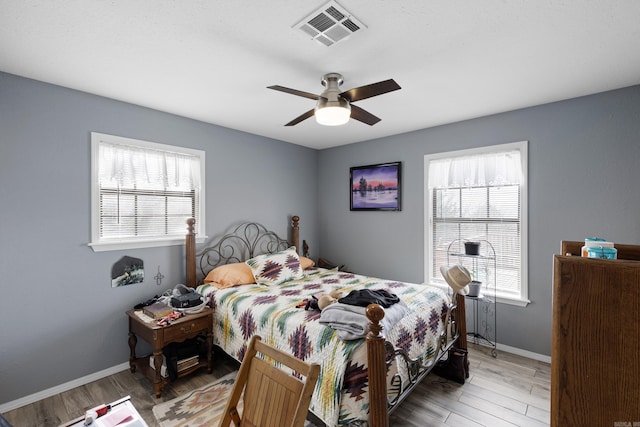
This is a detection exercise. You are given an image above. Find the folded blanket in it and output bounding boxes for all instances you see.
[319,300,408,340]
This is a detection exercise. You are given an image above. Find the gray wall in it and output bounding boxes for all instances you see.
[0,72,318,404]
[2,69,639,405]
[317,85,640,357]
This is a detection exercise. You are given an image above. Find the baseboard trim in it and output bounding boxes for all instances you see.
[470,340,551,364]
[497,343,551,363]
[0,362,130,413]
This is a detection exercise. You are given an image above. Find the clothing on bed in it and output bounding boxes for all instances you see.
[319,300,408,340]
[337,288,401,308]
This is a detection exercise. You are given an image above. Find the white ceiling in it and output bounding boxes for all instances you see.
[2,1,639,150]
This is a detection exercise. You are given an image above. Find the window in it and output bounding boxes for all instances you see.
[424,141,528,306]
[90,132,206,252]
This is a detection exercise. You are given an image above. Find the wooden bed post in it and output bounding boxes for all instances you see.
[455,293,467,351]
[366,304,388,427]
[185,218,196,288]
[454,293,469,377]
[291,215,300,255]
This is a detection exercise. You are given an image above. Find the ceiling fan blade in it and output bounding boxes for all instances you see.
[350,105,381,126]
[284,109,315,126]
[340,79,401,103]
[267,85,319,100]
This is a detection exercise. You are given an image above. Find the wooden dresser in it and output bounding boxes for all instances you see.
[551,241,640,426]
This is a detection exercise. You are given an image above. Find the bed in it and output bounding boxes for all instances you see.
[184,216,467,427]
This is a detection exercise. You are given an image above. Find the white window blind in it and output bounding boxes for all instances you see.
[425,141,528,305]
[90,133,206,251]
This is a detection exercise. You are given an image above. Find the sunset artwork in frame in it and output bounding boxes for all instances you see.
[350,162,401,211]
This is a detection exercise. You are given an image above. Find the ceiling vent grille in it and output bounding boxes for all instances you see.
[294,1,366,47]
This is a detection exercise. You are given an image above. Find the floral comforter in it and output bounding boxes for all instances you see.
[196,268,450,426]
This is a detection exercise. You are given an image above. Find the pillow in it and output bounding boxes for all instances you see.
[207,281,237,290]
[246,247,303,286]
[300,256,315,270]
[203,262,255,288]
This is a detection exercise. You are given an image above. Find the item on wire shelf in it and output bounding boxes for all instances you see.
[464,241,481,255]
[467,280,482,297]
[142,302,173,319]
[440,264,471,296]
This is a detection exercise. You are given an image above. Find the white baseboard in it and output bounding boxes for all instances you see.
[497,343,551,363]
[0,362,130,414]
[470,340,551,364]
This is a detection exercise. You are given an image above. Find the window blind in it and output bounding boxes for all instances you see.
[90,133,205,251]
[98,142,200,240]
[426,143,527,303]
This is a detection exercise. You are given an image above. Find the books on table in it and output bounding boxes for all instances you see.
[142,302,173,319]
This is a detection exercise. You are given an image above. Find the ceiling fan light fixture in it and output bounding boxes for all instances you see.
[315,73,351,126]
[315,100,351,126]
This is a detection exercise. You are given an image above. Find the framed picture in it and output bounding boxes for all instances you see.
[350,162,401,211]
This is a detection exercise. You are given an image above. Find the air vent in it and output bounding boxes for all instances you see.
[294,1,366,47]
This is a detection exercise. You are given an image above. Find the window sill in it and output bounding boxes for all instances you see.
[494,295,530,307]
[89,235,207,252]
[428,282,530,307]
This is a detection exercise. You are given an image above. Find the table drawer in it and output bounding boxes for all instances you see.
[163,315,210,342]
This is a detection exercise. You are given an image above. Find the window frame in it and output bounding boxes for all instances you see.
[89,132,207,252]
[424,141,529,306]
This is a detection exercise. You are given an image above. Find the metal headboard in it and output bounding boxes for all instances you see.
[197,222,291,281]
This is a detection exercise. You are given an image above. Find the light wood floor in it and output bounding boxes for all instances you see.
[2,344,550,427]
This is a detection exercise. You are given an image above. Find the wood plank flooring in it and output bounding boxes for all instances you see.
[1,344,549,427]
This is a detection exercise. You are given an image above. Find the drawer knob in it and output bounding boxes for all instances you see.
[180,323,195,333]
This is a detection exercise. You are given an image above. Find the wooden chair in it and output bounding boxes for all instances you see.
[218,335,320,427]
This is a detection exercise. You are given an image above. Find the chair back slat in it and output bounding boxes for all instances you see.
[218,335,320,427]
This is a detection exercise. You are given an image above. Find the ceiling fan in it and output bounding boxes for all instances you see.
[267,73,401,127]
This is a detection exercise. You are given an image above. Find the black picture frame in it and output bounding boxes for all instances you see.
[350,162,401,211]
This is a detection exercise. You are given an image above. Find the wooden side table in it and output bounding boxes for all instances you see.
[127,307,213,397]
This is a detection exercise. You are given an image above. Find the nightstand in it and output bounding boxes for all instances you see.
[127,307,213,397]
